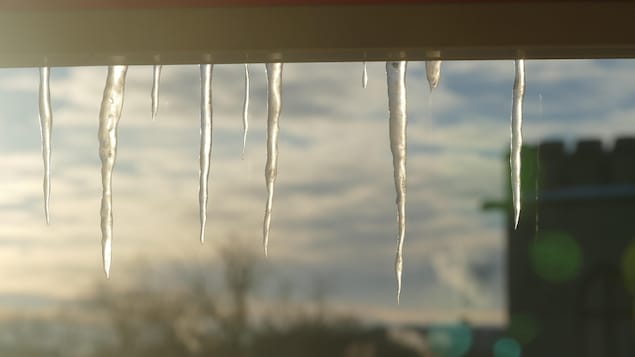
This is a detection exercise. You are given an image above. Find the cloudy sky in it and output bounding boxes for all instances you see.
[1,59,634,325]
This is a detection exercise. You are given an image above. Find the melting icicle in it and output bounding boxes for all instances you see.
[242,64,250,157]
[151,64,162,120]
[362,61,368,88]
[98,65,128,278]
[425,60,441,91]
[38,66,53,225]
[199,64,213,244]
[511,59,525,229]
[263,63,283,256]
[387,61,408,303]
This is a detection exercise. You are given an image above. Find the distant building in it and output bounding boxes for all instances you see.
[502,138,635,357]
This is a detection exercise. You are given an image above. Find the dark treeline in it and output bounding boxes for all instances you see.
[0,239,436,357]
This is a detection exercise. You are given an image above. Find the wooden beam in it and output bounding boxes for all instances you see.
[0,2,634,67]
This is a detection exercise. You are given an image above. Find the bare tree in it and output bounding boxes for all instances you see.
[89,237,261,357]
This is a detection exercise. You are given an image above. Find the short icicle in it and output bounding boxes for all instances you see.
[263,63,283,256]
[425,60,442,91]
[38,66,53,225]
[151,64,162,120]
[511,59,525,229]
[98,65,128,278]
[387,61,408,303]
[199,64,214,244]
[242,64,250,157]
[362,61,368,88]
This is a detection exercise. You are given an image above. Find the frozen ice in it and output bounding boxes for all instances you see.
[242,64,250,157]
[38,66,52,225]
[362,61,368,88]
[98,65,128,278]
[151,64,161,120]
[263,63,283,256]
[199,64,214,244]
[425,60,441,90]
[511,59,525,229]
[387,61,408,302]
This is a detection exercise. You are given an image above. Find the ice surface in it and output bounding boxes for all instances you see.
[151,65,161,120]
[511,59,525,229]
[263,63,283,256]
[38,66,52,225]
[199,64,214,244]
[387,61,408,302]
[98,65,128,278]
[242,64,250,157]
[425,60,441,90]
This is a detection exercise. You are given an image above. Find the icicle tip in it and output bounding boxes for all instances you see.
[263,62,282,260]
[396,252,403,304]
[263,224,270,257]
[510,59,525,231]
[102,239,112,279]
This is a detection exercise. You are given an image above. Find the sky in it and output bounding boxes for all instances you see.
[1,59,635,326]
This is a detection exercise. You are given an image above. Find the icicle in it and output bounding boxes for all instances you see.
[425,60,441,90]
[362,61,368,88]
[199,64,213,244]
[511,59,525,229]
[38,67,52,225]
[263,63,283,256]
[387,61,408,303]
[151,64,161,120]
[242,64,250,157]
[98,65,128,278]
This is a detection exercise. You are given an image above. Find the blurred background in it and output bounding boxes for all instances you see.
[0,60,633,356]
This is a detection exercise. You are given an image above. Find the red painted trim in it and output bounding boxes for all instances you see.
[0,0,615,11]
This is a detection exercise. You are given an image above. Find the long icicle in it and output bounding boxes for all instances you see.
[263,63,283,256]
[151,64,162,120]
[38,66,53,225]
[199,64,213,244]
[425,60,442,90]
[362,61,368,88]
[387,61,408,303]
[98,65,128,278]
[511,59,525,229]
[242,64,250,157]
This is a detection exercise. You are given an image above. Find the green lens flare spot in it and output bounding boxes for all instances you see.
[508,314,539,345]
[427,322,473,357]
[622,239,635,295]
[530,231,582,283]
[494,338,522,357]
